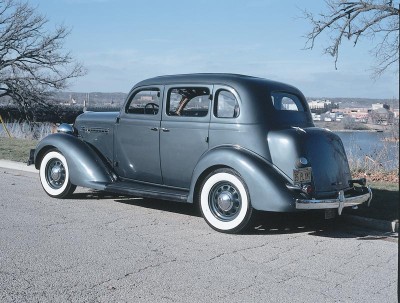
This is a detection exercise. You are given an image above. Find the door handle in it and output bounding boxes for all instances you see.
[160,128,170,132]
[150,127,159,131]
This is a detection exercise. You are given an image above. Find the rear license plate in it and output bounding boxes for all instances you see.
[293,167,312,184]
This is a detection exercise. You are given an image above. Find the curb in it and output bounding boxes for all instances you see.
[0,159,38,174]
[342,214,399,233]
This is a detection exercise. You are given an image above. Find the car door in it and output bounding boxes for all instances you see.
[114,86,163,184]
[160,85,212,188]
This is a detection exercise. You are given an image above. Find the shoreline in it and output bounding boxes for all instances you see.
[314,121,398,133]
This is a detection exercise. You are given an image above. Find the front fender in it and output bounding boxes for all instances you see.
[188,146,297,212]
[34,133,115,190]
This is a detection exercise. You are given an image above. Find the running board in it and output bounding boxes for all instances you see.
[105,181,189,203]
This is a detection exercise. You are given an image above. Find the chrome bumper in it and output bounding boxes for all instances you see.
[296,186,372,215]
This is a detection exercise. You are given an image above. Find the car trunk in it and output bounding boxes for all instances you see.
[268,127,352,198]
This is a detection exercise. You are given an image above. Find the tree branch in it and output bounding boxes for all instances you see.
[303,0,399,76]
[0,0,86,119]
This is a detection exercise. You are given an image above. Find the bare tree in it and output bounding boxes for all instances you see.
[303,0,399,77]
[0,0,86,120]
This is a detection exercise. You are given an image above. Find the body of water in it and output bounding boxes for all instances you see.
[335,131,399,171]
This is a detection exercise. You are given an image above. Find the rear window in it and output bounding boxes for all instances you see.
[269,91,312,127]
[271,92,305,112]
[215,89,240,118]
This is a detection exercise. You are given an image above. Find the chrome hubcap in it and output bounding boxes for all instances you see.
[50,166,62,182]
[209,182,241,221]
[46,159,66,189]
[217,192,234,212]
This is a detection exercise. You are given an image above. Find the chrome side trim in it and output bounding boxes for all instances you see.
[296,186,372,215]
[81,126,110,134]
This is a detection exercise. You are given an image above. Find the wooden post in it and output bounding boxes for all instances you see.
[0,115,12,138]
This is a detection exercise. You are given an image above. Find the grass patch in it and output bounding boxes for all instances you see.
[0,137,38,162]
[344,182,399,222]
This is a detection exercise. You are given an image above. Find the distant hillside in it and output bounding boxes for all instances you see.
[306,97,399,109]
[52,92,127,107]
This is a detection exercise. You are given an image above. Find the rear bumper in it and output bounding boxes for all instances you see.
[296,186,372,215]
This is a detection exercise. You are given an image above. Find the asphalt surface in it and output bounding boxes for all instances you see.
[0,167,398,303]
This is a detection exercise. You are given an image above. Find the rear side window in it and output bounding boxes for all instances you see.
[167,87,210,117]
[215,90,240,118]
[271,92,305,112]
[126,89,160,115]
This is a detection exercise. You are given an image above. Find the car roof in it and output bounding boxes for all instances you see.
[133,73,297,91]
[130,73,309,125]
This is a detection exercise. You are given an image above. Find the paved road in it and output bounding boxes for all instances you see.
[0,168,398,303]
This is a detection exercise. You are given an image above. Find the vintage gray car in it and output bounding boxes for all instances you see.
[28,74,372,233]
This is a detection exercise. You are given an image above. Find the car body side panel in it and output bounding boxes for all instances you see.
[34,133,115,190]
[160,120,209,188]
[115,117,162,183]
[208,122,272,162]
[159,84,212,188]
[74,111,118,166]
[188,146,297,212]
[113,85,164,184]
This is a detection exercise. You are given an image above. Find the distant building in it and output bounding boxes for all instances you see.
[282,103,298,111]
[311,113,321,121]
[308,99,339,114]
[336,112,344,121]
[372,103,384,110]
[334,108,369,121]
[370,108,395,125]
[308,100,326,109]
[371,103,391,110]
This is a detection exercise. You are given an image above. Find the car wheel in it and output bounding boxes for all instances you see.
[39,149,76,198]
[199,168,253,233]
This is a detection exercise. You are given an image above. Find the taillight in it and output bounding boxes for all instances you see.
[302,185,313,195]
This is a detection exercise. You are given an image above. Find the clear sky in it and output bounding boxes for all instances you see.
[29,0,399,99]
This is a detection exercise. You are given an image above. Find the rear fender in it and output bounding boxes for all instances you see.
[188,146,297,212]
[34,133,115,190]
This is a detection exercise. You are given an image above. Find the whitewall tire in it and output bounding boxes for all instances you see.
[39,150,76,198]
[199,168,253,233]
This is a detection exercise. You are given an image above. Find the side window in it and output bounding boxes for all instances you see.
[215,90,240,118]
[126,89,160,115]
[167,87,210,117]
[271,92,304,112]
